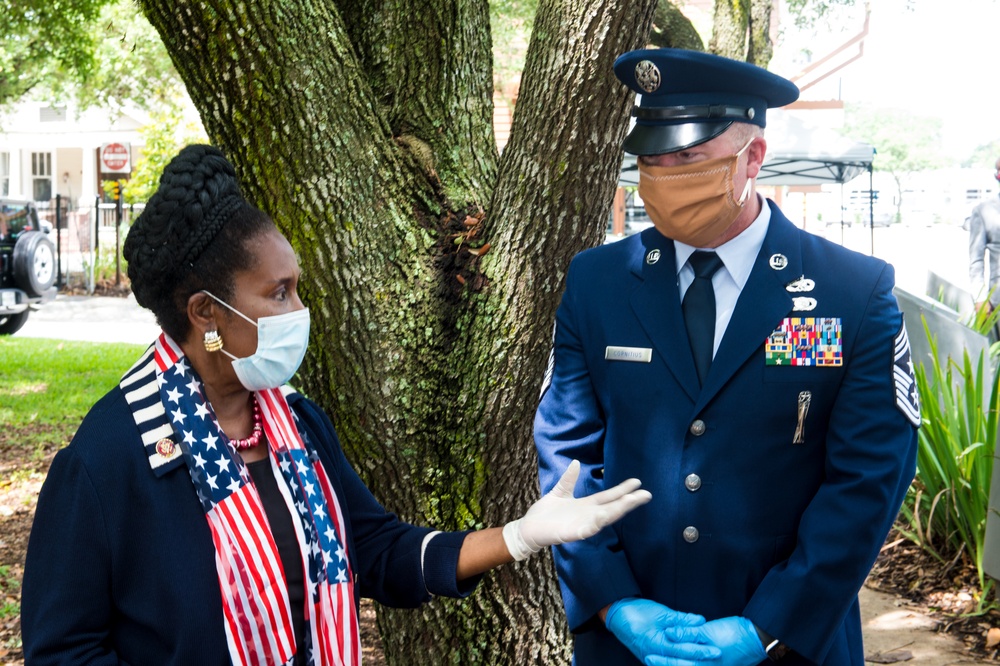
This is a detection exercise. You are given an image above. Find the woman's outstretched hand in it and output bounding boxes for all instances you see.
[503,460,652,561]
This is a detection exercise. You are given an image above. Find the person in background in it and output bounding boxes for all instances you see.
[968,156,1000,316]
[20,144,670,666]
[534,48,919,665]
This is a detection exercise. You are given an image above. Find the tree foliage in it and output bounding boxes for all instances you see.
[0,0,185,114]
[71,0,186,114]
[784,0,858,29]
[964,139,1000,169]
[490,0,536,101]
[122,107,206,204]
[844,104,945,175]
[843,103,946,220]
[0,0,109,105]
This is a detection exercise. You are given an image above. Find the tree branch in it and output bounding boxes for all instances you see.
[649,0,705,51]
[335,0,498,207]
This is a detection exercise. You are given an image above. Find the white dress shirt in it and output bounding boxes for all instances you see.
[675,195,771,357]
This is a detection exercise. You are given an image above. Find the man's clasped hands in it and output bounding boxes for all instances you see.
[605,598,767,666]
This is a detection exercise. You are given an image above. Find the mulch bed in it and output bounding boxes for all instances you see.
[867,530,1000,661]
[59,279,132,298]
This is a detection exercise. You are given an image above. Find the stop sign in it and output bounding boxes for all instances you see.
[101,142,131,173]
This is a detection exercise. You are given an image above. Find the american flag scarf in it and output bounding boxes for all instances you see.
[122,333,361,666]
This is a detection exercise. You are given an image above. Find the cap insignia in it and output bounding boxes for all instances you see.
[634,60,661,93]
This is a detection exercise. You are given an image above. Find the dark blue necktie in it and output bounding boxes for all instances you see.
[683,251,724,386]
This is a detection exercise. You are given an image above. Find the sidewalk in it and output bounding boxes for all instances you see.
[15,293,160,344]
[860,585,985,664]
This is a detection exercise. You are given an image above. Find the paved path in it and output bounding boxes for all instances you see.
[15,294,160,344]
[860,586,984,664]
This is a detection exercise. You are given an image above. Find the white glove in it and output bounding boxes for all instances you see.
[502,460,652,561]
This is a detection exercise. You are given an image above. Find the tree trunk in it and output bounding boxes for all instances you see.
[137,0,655,662]
[709,0,749,59]
[747,0,773,66]
[708,0,774,68]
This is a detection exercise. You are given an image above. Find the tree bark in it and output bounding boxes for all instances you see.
[748,0,774,66]
[137,0,655,662]
[708,0,774,67]
[650,0,705,51]
[709,0,749,60]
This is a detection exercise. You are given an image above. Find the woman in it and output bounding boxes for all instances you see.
[20,145,655,666]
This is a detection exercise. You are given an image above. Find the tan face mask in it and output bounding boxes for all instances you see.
[637,139,755,247]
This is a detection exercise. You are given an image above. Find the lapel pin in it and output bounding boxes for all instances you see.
[156,437,178,459]
[769,254,788,270]
[792,297,817,311]
[785,276,815,293]
[646,249,661,265]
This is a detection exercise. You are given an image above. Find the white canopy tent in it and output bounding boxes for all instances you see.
[618,111,874,188]
[756,110,874,187]
[758,110,876,252]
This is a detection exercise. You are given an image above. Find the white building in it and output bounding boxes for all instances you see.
[0,101,150,209]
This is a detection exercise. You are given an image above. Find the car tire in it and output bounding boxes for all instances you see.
[0,310,29,335]
[12,231,56,298]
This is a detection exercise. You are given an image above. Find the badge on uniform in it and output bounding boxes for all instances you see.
[765,317,843,366]
[893,323,921,427]
[605,346,653,363]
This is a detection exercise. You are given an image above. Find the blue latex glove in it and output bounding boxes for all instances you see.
[647,616,767,666]
[605,598,723,665]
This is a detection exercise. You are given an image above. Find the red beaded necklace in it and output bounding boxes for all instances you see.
[228,396,264,450]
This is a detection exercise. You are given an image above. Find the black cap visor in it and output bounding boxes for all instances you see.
[622,120,734,156]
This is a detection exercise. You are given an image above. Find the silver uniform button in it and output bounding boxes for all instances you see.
[689,420,706,436]
[683,526,699,543]
[684,474,702,491]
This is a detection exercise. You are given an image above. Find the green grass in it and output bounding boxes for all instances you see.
[0,565,19,620]
[0,337,147,450]
[0,338,148,659]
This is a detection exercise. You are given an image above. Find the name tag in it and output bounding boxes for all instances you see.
[605,346,652,363]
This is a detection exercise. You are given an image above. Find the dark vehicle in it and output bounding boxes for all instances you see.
[0,199,57,334]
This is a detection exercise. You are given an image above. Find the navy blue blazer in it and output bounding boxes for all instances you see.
[534,202,919,666]
[22,387,475,665]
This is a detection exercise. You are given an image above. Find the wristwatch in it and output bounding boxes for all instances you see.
[765,638,790,661]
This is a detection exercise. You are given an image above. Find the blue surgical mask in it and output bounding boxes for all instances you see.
[202,290,311,391]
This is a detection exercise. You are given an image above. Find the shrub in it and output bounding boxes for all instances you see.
[898,318,999,613]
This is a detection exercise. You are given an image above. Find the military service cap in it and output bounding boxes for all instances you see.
[614,48,799,155]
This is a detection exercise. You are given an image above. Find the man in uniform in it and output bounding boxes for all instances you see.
[534,48,919,665]
[969,157,1000,315]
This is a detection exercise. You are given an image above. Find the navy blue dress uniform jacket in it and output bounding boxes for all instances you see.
[22,387,476,665]
[534,201,919,666]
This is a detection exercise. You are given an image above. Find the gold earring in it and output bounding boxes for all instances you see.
[204,329,223,352]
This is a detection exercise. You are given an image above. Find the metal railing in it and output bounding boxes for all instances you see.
[36,195,145,293]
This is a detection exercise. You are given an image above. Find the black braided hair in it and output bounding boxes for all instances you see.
[123,144,275,341]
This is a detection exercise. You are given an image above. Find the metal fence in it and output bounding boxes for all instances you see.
[36,195,145,293]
